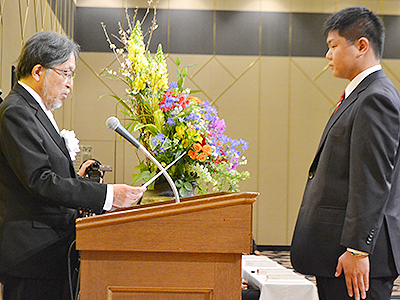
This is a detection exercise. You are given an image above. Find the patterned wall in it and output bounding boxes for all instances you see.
[2,0,400,246]
[0,0,73,98]
[71,1,400,246]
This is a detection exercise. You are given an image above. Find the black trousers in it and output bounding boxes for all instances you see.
[1,275,75,300]
[242,286,260,300]
[316,275,397,300]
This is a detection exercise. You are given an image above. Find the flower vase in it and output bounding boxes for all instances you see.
[140,179,197,205]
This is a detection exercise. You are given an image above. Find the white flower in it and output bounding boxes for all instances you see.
[60,129,80,161]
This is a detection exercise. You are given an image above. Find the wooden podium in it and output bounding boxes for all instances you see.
[76,192,257,300]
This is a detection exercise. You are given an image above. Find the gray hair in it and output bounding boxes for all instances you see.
[16,31,80,80]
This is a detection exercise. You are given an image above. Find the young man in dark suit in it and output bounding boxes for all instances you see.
[291,6,400,300]
[0,31,146,299]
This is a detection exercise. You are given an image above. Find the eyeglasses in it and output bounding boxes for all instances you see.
[49,67,76,81]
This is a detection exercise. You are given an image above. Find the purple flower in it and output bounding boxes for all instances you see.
[168,81,178,91]
[160,95,177,110]
[152,133,165,147]
[155,133,165,143]
[167,117,175,126]
[185,113,198,122]
[240,139,249,151]
[210,117,226,135]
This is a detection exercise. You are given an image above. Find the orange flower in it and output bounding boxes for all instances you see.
[197,153,207,162]
[202,144,212,156]
[193,143,203,153]
[188,150,198,160]
[189,96,203,105]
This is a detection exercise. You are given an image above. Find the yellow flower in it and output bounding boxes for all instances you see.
[133,77,146,91]
[187,129,202,143]
[175,124,186,139]
[183,139,190,149]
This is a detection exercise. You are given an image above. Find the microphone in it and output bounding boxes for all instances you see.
[106,116,180,203]
[106,116,141,149]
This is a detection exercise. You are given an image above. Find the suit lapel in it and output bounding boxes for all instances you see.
[309,70,386,173]
[317,70,385,153]
[14,84,72,163]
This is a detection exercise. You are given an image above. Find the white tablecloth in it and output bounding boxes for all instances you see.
[242,255,318,300]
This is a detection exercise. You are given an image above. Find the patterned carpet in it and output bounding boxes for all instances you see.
[262,250,400,299]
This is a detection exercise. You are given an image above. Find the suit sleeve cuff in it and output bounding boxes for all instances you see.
[102,184,113,211]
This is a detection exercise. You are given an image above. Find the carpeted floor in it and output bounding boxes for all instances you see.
[262,250,400,299]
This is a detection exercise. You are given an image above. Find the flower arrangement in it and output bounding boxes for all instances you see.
[101,5,249,196]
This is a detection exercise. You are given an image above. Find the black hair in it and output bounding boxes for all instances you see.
[15,31,80,80]
[323,6,385,60]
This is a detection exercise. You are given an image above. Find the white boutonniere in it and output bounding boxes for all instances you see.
[60,129,80,161]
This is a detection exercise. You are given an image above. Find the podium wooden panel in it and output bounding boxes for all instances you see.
[76,192,257,300]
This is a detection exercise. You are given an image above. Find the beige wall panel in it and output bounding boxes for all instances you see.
[106,139,141,185]
[213,58,259,192]
[76,0,215,10]
[72,52,127,142]
[215,55,261,80]
[190,57,235,100]
[119,139,142,184]
[2,1,25,96]
[291,57,348,111]
[164,0,215,10]
[165,54,210,103]
[75,0,400,14]
[166,54,213,99]
[379,3,400,15]
[215,0,261,12]
[336,1,400,15]
[287,0,338,13]
[261,0,292,12]
[213,58,259,237]
[1,0,63,96]
[382,60,400,91]
[256,57,290,245]
[76,0,143,8]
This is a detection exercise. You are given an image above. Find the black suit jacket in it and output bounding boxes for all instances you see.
[291,70,400,278]
[0,83,107,278]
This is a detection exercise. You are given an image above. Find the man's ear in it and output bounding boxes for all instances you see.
[31,64,45,82]
[355,37,370,57]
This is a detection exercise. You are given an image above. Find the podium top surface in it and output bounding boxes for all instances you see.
[76,192,258,231]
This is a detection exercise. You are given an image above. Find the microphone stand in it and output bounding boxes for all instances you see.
[106,117,180,203]
[138,145,181,203]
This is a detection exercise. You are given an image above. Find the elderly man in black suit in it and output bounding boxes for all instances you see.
[291,6,400,300]
[0,31,146,300]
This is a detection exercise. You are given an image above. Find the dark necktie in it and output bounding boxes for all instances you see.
[334,91,345,114]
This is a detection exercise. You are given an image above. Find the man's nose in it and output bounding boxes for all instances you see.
[66,78,73,89]
[326,49,332,59]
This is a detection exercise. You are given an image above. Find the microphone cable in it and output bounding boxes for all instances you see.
[68,239,81,300]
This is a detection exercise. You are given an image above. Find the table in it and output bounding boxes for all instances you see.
[242,255,318,300]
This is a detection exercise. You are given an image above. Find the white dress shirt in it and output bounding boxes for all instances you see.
[344,64,382,99]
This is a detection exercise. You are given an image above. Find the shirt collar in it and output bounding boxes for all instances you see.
[18,81,60,133]
[18,81,48,111]
[344,64,382,99]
